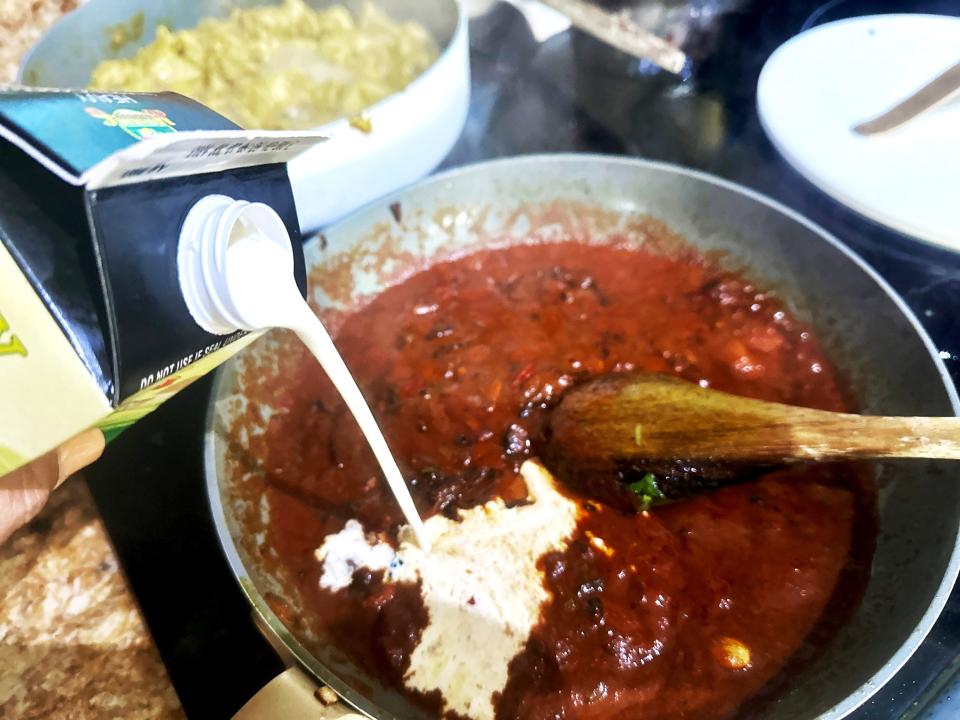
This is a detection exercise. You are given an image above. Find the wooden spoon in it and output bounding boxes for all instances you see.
[546,372,960,508]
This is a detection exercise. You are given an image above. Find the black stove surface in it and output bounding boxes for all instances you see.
[86,1,960,717]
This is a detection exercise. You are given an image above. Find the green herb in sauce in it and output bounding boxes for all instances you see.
[627,472,665,511]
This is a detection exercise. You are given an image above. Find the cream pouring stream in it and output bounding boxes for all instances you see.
[178,195,429,548]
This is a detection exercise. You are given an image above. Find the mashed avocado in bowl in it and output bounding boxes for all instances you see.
[88,0,438,130]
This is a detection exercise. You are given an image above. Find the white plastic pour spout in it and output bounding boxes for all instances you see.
[178,194,429,548]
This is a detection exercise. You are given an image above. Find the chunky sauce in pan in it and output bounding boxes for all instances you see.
[254,242,875,719]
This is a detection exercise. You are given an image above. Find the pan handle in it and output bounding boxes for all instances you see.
[232,666,366,720]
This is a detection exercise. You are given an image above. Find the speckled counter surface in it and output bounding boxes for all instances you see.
[0,0,77,82]
[0,481,184,719]
[0,2,185,718]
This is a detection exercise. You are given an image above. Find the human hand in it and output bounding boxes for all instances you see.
[0,429,105,544]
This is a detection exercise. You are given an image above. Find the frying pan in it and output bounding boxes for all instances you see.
[205,155,960,719]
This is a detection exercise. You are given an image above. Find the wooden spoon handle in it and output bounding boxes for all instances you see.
[626,409,960,463]
[551,373,960,465]
[756,413,960,461]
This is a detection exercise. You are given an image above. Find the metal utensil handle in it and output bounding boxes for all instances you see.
[538,0,688,74]
[232,666,366,720]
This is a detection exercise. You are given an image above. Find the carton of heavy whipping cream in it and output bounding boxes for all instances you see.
[0,89,325,474]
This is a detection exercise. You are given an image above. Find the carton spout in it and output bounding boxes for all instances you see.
[177,193,431,547]
[178,194,302,335]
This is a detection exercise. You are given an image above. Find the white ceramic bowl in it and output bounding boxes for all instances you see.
[19,0,470,233]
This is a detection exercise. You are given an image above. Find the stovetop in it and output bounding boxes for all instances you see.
[85,1,960,717]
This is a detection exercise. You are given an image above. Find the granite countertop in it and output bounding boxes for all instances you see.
[0,2,185,718]
[0,481,184,719]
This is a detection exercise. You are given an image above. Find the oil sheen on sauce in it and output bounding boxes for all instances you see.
[240,241,876,720]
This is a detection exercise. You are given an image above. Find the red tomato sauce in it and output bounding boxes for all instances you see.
[251,242,875,719]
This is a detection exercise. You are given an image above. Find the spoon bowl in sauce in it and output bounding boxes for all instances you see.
[547,372,960,509]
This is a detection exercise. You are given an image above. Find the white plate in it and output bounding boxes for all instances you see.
[757,14,960,251]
